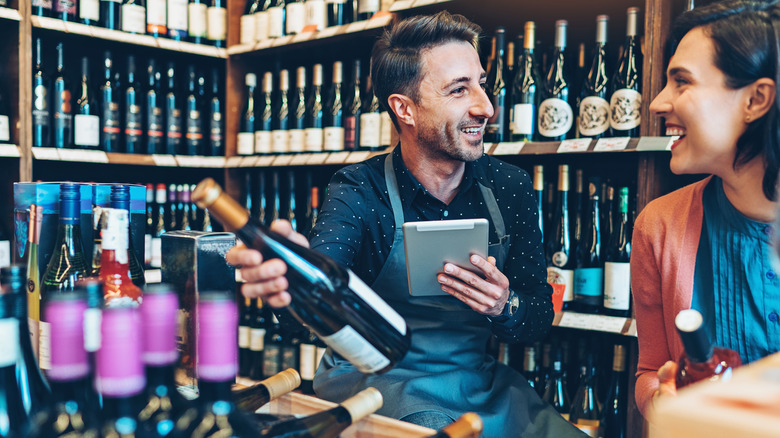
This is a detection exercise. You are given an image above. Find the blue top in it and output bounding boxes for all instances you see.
[691,177,780,364]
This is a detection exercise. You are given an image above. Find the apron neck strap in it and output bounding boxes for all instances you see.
[384,153,405,228]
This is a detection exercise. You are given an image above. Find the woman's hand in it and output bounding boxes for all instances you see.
[655,360,679,401]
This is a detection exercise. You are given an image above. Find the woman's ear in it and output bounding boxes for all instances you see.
[388,94,415,129]
[746,78,777,121]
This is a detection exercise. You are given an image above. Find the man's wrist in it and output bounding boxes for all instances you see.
[487,289,519,323]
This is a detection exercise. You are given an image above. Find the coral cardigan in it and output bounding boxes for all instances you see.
[631,176,712,416]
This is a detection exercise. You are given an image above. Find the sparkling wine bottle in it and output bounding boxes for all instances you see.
[538,20,573,141]
[323,61,345,152]
[577,15,611,139]
[600,344,627,438]
[510,22,542,142]
[424,412,483,438]
[241,0,260,44]
[192,178,411,374]
[485,27,507,143]
[675,309,742,389]
[569,352,601,436]
[256,72,274,155]
[233,368,301,412]
[609,7,643,138]
[545,165,574,309]
[289,66,307,154]
[305,64,325,153]
[272,69,291,155]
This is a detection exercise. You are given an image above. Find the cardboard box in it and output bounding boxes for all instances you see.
[91,183,146,268]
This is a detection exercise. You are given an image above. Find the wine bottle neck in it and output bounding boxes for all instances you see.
[102,393,144,420]
[198,379,236,403]
[50,376,93,404]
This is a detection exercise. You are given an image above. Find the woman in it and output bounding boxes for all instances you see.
[633,0,780,416]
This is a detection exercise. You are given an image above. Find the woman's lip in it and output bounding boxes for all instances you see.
[670,136,685,150]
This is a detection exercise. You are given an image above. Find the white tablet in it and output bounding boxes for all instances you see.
[402,218,489,297]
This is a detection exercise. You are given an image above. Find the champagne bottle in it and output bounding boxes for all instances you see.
[538,20,573,141]
[166,0,188,40]
[522,345,540,392]
[542,347,570,420]
[151,184,166,268]
[485,27,506,144]
[33,38,50,148]
[110,185,146,286]
[603,187,631,317]
[241,0,260,44]
[208,67,225,156]
[188,0,208,44]
[164,61,183,155]
[192,178,411,374]
[609,8,643,137]
[238,297,254,377]
[101,0,121,29]
[305,64,325,153]
[289,66,307,153]
[424,412,483,438]
[0,305,30,437]
[510,22,542,142]
[323,61,345,152]
[262,313,283,379]
[238,73,256,156]
[344,59,362,151]
[267,0,285,39]
[256,71,274,155]
[124,54,144,154]
[600,344,627,438]
[248,299,268,381]
[285,0,305,35]
[79,0,99,24]
[253,0,271,42]
[675,309,742,389]
[272,69,291,155]
[573,179,603,314]
[74,56,101,150]
[233,368,301,412]
[145,58,164,154]
[26,205,43,358]
[258,387,382,437]
[185,65,204,156]
[99,208,143,306]
[120,0,147,34]
[578,15,611,139]
[360,74,381,151]
[53,43,73,149]
[146,0,167,37]
[569,353,600,436]
[100,51,121,152]
[545,165,573,309]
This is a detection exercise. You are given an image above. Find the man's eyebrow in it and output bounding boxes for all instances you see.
[443,76,471,89]
[667,66,691,77]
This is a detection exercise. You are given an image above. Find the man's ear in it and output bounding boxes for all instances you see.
[388,94,416,128]
[745,77,777,121]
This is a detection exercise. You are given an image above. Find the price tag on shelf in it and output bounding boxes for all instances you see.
[32,147,60,160]
[238,156,259,167]
[0,144,20,157]
[151,154,178,167]
[57,149,109,163]
[316,26,341,40]
[557,312,628,334]
[345,21,366,34]
[345,151,371,163]
[413,0,439,7]
[272,155,294,166]
[199,156,226,167]
[175,155,200,167]
[307,153,329,165]
[593,137,630,152]
[225,156,243,167]
[636,136,679,151]
[256,155,275,166]
[557,138,591,153]
[290,153,312,165]
[325,151,351,164]
[390,0,414,11]
[492,142,525,155]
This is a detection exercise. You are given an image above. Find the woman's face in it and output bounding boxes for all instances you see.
[649,27,751,176]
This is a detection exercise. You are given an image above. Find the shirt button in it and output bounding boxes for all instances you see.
[443,211,449,217]
[769,312,779,323]
[768,271,776,280]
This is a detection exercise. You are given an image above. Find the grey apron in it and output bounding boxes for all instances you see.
[314,154,585,438]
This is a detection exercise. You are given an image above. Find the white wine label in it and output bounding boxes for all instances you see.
[84,308,102,353]
[305,1,327,30]
[0,239,9,268]
[80,0,99,20]
[547,266,574,303]
[0,319,18,366]
[147,0,167,26]
[305,128,324,152]
[603,262,631,310]
[167,0,189,32]
[271,130,290,154]
[122,4,146,33]
[323,126,345,151]
[348,270,406,335]
[237,132,255,155]
[268,6,285,38]
[255,130,272,154]
[379,112,393,146]
[299,343,317,380]
[263,344,281,376]
[101,209,129,265]
[288,129,305,152]
[360,113,381,148]
[609,89,642,131]
[28,318,39,358]
[240,14,256,44]
[511,103,534,135]
[144,234,152,265]
[207,7,227,41]
[249,328,266,351]
[254,11,270,41]
[538,98,573,138]
[358,0,380,14]
[74,115,100,147]
[151,237,162,268]
[286,2,306,34]
[238,326,250,349]
[578,96,610,137]
[188,3,208,37]
[322,325,390,373]
[39,320,51,369]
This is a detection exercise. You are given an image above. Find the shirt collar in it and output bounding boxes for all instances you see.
[391,147,478,208]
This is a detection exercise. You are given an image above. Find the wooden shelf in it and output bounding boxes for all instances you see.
[0,7,20,21]
[553,311,637,337]
[31,16,227,58]
[0,144,20,157]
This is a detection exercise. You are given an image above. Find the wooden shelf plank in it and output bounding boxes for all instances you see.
[0,7,21,21]
[0,144,20,157]
[553,311,635,337]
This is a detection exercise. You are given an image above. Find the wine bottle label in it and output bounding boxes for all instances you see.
[268,6,285,38]
[379,111,393,146]
[538,98,573,138]
[263,344,281,376]
[237,132,255,155]
[344,115,357,150]
[74,114,100,147]
[102,210,129,264]
[609,89,642,131]
[238,325,250,349]
[305,127,324,152]
[84,308,102,353]
[547,266,574,303]
[148,107,164,139]
[299,343,317,380]
[33,85,50,130]
[603,261,631,310]
[511,103,535,135]
[102,102,121,139]
[151,237,162,268]
[33,0,53,7]
[0,115,9,142]
[255,130,272,154]
[254,11,270,41]
[188,3,208,38]
[167,108,183,146]
[0,319,18,366]
[240,14,257,44]
[573,267,604,298]
[207,7,227,41]
[28,317,39,358]
[147,0,167,31]
[288,129,305,153]
[358,0,380,14]
[249,328,266,351]
[305,1,327,30]
[323,126,345,151]
[79,0,99,20]
[348,270,406,334]
[272,130,290,154]
[55,0,76,14]
[121,4,145,34]
[360,112,381,148]
[281,345,297,370]
[144,233,152,265]
[578,96,610,137]
[286,2,306,35]
[551,251,568,267]
[39,320,51,369]
[323,324,390,373]
[126,104,143,137]
[167,0,188,32]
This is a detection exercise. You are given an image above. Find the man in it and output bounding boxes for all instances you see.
[227,11,584,437]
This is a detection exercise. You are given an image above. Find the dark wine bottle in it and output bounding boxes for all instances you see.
[485,27,506,144]
[33,38,50,148]
[151,183,166,268]
[538,20,573,141]
[323,61,344,152]
[146,0,167,37]
[675,309,742,388]
[569,352,600,436]
[185,65,204,156]
[545,165,573,309]
[237,73,256,156]
[79,0,99,25]
[285,170,297,231]
[54,0,77,21]
[255,71,274,155]
[258,387,382,437]
[33,0,53,17]
[164,61,183,155]
[145,58,164,154]
[577,15,611,139]
[100,51,121,152]
[573,179,603,314]
[238,297,254,377]
[542,347,570,420]
[360,74,381,151]
[0,300,31,437]
[510,22,541,142]
[120,0,147,34]
[305,63,324,153]
[101,0,121,29]
[188,0,209,44]
[207,0,227,47]
[326,0,346,27]
[609,7,643,138]
[53,43,73,149]
[344,59,362,151]
[192,178,411,374]
[109,185,146,287]
[272,69,291,154]
[262,313,283,379]
[423,412,483,438]
[123,54,144,154]
[208,67,225,156]
[233,368,301,412]
[522,345,541,392]
[167,0,188,40]
[600,344,627,438]
[248,299,268,380]
[603,187,631,317]
[289,66,307,153]
[74,56,100,150]
[533,165,543,235]
[354,0,377,21]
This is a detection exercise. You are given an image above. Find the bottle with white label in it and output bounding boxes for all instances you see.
[305,0,326,31]
[285,0,305,34]
[237,73,256,156]
[609,7,643,137]
[241,0,260,44]
[167,0,188,40]
[356,0,378,21]
[188,0,209,44]
[207,0,227,47]
[253,0,272,42]
[289,66,307,153]
[193,178,411,374]
[323,61,344,151]
[577,15,611,139]
[305,63,324,152]
[120,0,146,34]
[545,165,574,309]
[79,0,100,25]
[538,20,573,141]
[603,187,631,317]
[272,70,291,154]
[256,72,274,154]
[267,0,285,38]
[74,57,101,150]
[146,0,167,37]
[360,74,381,151]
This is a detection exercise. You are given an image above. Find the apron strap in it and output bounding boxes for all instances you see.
[478,183,506,239]
[384,153,405,228]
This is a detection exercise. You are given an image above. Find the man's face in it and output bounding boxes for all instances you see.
[413,41,494,162]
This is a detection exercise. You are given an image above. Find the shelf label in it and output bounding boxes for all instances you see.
[256,155,275,166]
[239,156,260,167]
[57,148,109,163]
[32,147,60,160]
[594,137,630,152]
[325,151,350,164]
[492,142,525,155]
[557,312,629,334]
[345,151,371,163]
[307,153,329,165]
[389,0,414,11]
[290,153,312,165]
[557,138,591,153]
[636,136,679,151]
[225,156,243,167]
[345,21,365,34]
[175,155,200,167]
[317,26,342,40]
[626,319,637,337]
[151,154,178,167]
[272,155,294,166]
[0,144,20,157]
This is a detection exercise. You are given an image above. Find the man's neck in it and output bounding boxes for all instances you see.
[399,141,465,205]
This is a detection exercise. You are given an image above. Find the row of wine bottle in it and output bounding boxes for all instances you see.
[32,39,225,156]
[485,8,643,143]
[32,0,229,48]
[237,58,394,156]
[242,169,321,238]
